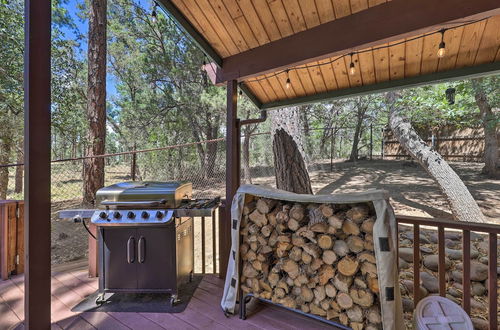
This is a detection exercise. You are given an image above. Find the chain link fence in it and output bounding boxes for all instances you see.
[1,126,385,205]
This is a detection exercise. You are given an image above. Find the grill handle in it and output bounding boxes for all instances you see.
[100,199,167,207]
[127,237,135,263]
[138,236,145,263]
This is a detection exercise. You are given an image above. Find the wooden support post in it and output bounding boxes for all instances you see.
[220,80,240,278]
[88,223,98,277]
[24,0,52,328]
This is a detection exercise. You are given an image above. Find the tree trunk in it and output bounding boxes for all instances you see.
[242,132,252,184]
[271,107,313,194]
[386,92,485,222]
[83,0,107,205]
[471,78,498,179]
[14,139,23,194]
[0,137,11,199]
[349,112,363,161]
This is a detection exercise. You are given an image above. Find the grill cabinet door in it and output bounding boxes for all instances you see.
[136,226,176,290]
[102,227,138,290]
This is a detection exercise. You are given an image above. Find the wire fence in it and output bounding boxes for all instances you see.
[1,126,383,205]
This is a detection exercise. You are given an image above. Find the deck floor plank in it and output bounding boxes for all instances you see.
[0,271,342,330]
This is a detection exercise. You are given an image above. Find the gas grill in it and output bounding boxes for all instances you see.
[90,181,194,306]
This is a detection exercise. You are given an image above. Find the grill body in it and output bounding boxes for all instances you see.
[91,182,194,305]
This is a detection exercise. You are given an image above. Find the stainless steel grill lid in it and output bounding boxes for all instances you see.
[96,181,192,209]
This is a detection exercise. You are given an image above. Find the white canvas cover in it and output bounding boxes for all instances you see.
[221,184,404,329]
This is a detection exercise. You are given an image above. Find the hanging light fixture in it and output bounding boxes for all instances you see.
[151,1,158,23]
[285,70,291,89]
[437,29,446,58]
[349,53,356,76]
[445,87,456,105]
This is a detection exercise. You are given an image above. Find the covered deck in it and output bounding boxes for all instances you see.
[18,0,500,329]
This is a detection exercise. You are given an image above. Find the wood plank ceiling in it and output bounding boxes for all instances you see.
[170,0,500,106]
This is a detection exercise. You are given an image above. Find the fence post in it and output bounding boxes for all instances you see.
[330,127,334,171]
[369,124,373,160]
[131,152,137,181]
[381,128,385,159]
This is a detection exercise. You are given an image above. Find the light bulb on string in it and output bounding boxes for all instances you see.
[437,29,446,58]
[349,53,356,76]
[285,70,291,89]
[151,1,158,23]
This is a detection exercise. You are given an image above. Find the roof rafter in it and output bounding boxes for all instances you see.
[215,0,500,83]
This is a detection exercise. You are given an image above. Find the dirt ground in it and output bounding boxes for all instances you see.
[51,159,499,265]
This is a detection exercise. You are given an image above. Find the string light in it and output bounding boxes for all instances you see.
[285,70,291,89]
[151,1,158,23]
[437,29,446,58]
[244,17,487,84]
[349,53,356,76]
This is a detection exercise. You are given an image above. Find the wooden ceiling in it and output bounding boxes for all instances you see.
[163,0,500,108]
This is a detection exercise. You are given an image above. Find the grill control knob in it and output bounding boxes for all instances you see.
[141,211,149,219]
[156,211,163,219]
[127,211,135,219]
[99,212,107,219]
[113,211,121,219]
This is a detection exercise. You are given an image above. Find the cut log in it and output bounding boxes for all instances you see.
[328,215,343,229]
[366,305,382,324]
[336,292,353,309]
[291,234,306,247]
[256,198,277,214]
[274,287,286,298]
[249,210,268,227]
[261,225,272,237]
[279,296,297,309]
[338,256,360,277]
[350,288,374,307]
[354,277,368,289]
[360,217,375,234]
[287,218,300,231]
[347,305,364,322]
[364,234,374,251]
[339,314,349,326]
[342,220,360,235]
[243,201,256,215]
[322,250,337,265]
[333,274,353,293]
[360,262,378,276]
[309,303,327,316]
[243,263,258,278]
[326,309,339,320]
[310,222,328,233]
[346,205,369,223]
[303,243,321,259]
[350,322,364,330]
[367,276,379,293]
[317,234,333,249]
[318,265,335,285]
[282,259,299,279]
[358,251,376,264]
[268,272,279,287]
[313,286,326,303]
[301,251,312,264]
[333,240,349,257]
[319,204,334,217]
[301,286,314,302]
[289,246,303,262]
[325,283,337,298]
[346,236,364,253]
[310,258,324,271]
[289,204,305,220]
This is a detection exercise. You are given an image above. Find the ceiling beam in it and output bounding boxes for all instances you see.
[157,0,223,67]
[217,0,500,83]
[260,62,500,110]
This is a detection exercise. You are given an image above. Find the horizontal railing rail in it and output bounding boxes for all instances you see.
[395,215,499,330]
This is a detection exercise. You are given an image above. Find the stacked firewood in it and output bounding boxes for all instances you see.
[240,197,382,330]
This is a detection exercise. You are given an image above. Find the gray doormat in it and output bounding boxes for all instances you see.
[71,275,203,313]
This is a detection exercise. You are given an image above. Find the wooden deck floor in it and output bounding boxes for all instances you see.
[0,268,336,330]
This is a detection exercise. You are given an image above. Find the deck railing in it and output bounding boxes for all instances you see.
[396,215,499,330]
